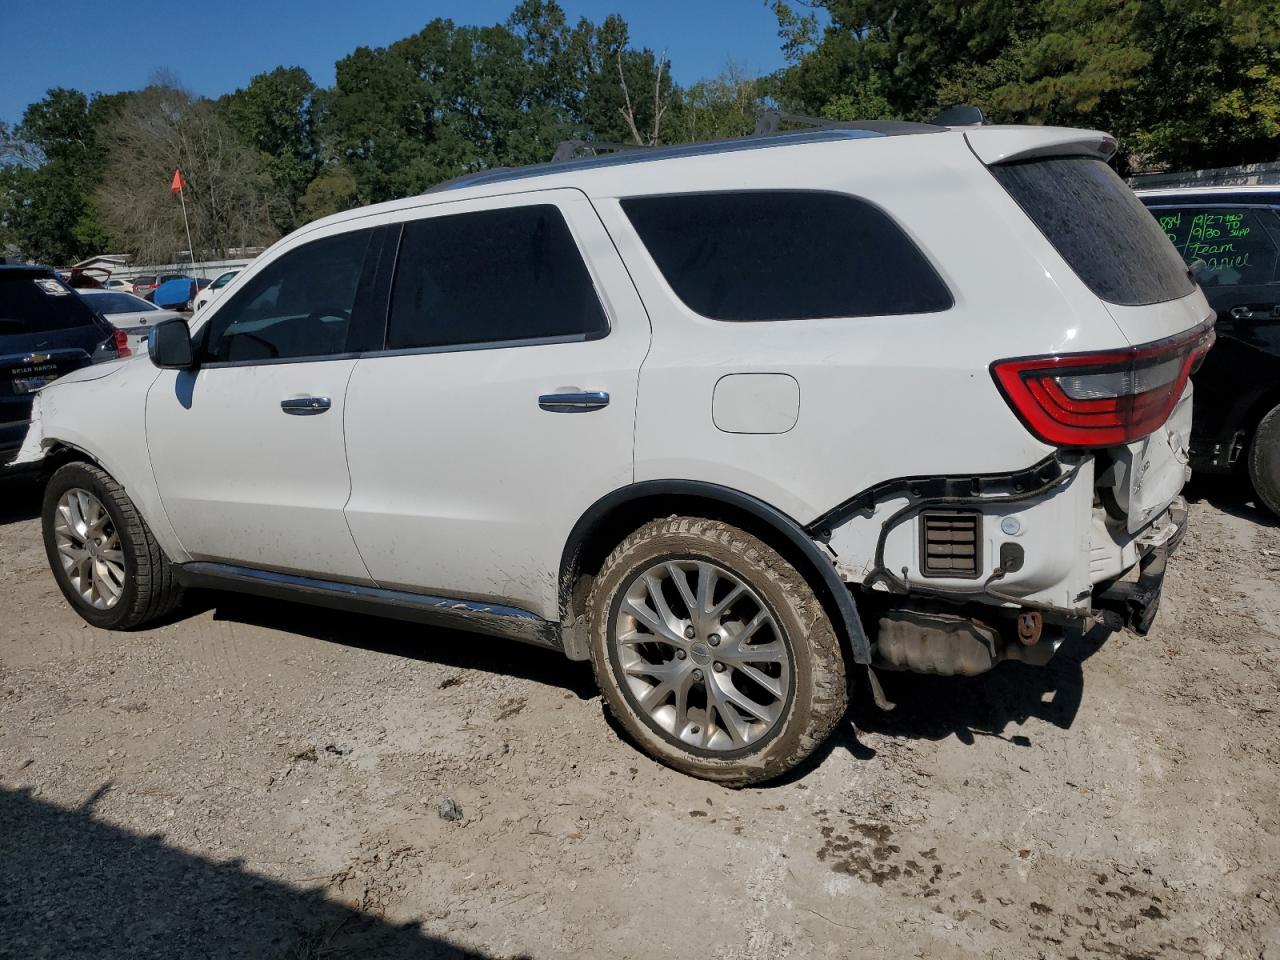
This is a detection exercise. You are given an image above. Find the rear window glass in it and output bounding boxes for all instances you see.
[0,274,101,334]
[83,292,157,314]
[620,191,952,321]
[1147,205,1280,288]
[992,156,1194,306]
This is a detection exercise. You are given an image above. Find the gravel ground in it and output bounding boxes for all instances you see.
[1,477,1278,959]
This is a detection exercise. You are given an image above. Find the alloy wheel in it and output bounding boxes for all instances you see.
[613,559,792,752]
[53,488,125,610]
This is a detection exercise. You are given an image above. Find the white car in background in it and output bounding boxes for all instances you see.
[77,289,185,355]
[192,270,240,314]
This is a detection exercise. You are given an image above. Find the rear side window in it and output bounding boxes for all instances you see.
[620,191,952,321]
[0,274,101,334]
[1148,205,1280,288]
[991,156,1194,306]
[202,229,376,363]
[387,205,607,350]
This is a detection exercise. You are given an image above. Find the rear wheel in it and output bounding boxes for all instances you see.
[587,516,848,786]
[1249,402,1280,518]
[42,462,183,630]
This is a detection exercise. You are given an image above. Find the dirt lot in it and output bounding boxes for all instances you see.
[1,478,1278,960]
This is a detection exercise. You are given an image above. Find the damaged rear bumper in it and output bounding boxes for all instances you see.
[1092,497,1187,635]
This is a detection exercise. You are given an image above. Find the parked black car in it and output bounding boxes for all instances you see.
[1,264,123,469]
[1138,186,1280,516]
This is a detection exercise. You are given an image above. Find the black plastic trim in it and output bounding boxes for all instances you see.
[174,562,562,651]
[806,454,1068,541]
[559,480,871,664]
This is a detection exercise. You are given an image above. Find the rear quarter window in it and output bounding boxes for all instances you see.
[620,190,952,322]
[992,156,1194,307]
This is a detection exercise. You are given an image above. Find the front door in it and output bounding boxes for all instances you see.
[146,226,385,582]
[342,190,651,618]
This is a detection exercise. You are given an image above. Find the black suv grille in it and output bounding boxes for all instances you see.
[920,510,981,578]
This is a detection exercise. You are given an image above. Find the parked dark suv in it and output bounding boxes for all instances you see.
[1138,186,1280,516]
[1,264,123,468]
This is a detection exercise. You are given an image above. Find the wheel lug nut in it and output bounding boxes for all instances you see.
[713,662,725,673]
[707,634,720,646]
[692,669,703,681]
[675,650,686,660]
[684,625,696,639]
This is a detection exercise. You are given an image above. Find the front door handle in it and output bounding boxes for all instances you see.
[281,396,331,415]
[1230,306,1255,320]
[538,390,610,413]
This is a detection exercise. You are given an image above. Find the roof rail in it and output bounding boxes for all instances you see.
[754,110,943,137]
[551,140,650,163]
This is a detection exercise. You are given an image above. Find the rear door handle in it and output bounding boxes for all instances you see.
[281,396,331,415]
[538,390,610,412]
[1230,306,1255,320]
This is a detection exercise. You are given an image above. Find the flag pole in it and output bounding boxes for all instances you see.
[177,175,197,272]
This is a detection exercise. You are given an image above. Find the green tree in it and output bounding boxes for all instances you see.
[0,88,115,264]
[221,67,321,232]
[777,0,1280,172]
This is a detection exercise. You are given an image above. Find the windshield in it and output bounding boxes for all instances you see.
[0,273,102,333]
[992,156,1195,306]
[83,291,157,314]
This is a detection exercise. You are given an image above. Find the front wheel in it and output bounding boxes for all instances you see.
[1249,402,1280,518]
[42,461,184,630]
[587,517,848,786]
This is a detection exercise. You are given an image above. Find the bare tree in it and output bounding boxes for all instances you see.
[96,82,279,263]
[615,49,672,146]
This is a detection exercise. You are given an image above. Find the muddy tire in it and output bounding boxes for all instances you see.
[587,516,848,786]
[1250,402,1280,518]
[42,461,183,630]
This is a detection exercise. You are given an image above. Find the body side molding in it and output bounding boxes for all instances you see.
[174,562,562,651]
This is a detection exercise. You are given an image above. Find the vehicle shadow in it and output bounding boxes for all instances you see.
[0,784,494,959]
[0,474,41,525]
[192,591,598,700]
[1185,474,1277,528]
[772,625,1116,785]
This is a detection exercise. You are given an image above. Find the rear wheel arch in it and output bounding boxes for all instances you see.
[558,481,870,665]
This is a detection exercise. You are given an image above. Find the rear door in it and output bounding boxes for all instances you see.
[0,271,108,461]
[342,189,651,619]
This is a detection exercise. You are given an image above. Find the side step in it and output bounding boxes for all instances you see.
[174,562,563,652]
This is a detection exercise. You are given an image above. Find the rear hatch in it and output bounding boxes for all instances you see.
[967,127,1214,530]
[0,270,113,457]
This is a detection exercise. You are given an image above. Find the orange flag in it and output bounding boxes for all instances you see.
[170,169,185,193]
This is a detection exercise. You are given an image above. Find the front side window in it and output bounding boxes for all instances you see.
[1148,204,1280,288]
[386,204,607,350]
[620,190,952,322]
[202,230,375,363]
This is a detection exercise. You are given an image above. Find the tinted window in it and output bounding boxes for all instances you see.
[387,205,606,350]
[84,292,157,314]
[1147,205,1280,288]
[0,273,102,334]
[992,157,1194,306]
[212,271,238,289]
[620,191,951,321]
[203,230,375,363]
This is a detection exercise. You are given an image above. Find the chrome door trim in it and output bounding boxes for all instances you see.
[280,396,332,415]
[538,390,610,412]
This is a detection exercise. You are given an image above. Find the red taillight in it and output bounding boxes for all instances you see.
[113,328,132,358]
[991,321,1215,447]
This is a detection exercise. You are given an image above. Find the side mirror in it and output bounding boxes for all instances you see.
[147,316,196,369]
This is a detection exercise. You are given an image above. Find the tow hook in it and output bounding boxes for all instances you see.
[1017,611,1043,646]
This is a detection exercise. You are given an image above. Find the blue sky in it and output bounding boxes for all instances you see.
[0,1,796,125]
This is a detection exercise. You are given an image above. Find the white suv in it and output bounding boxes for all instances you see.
[16,122,1213,784]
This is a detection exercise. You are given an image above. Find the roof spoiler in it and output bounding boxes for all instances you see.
[965,126,1118,165]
